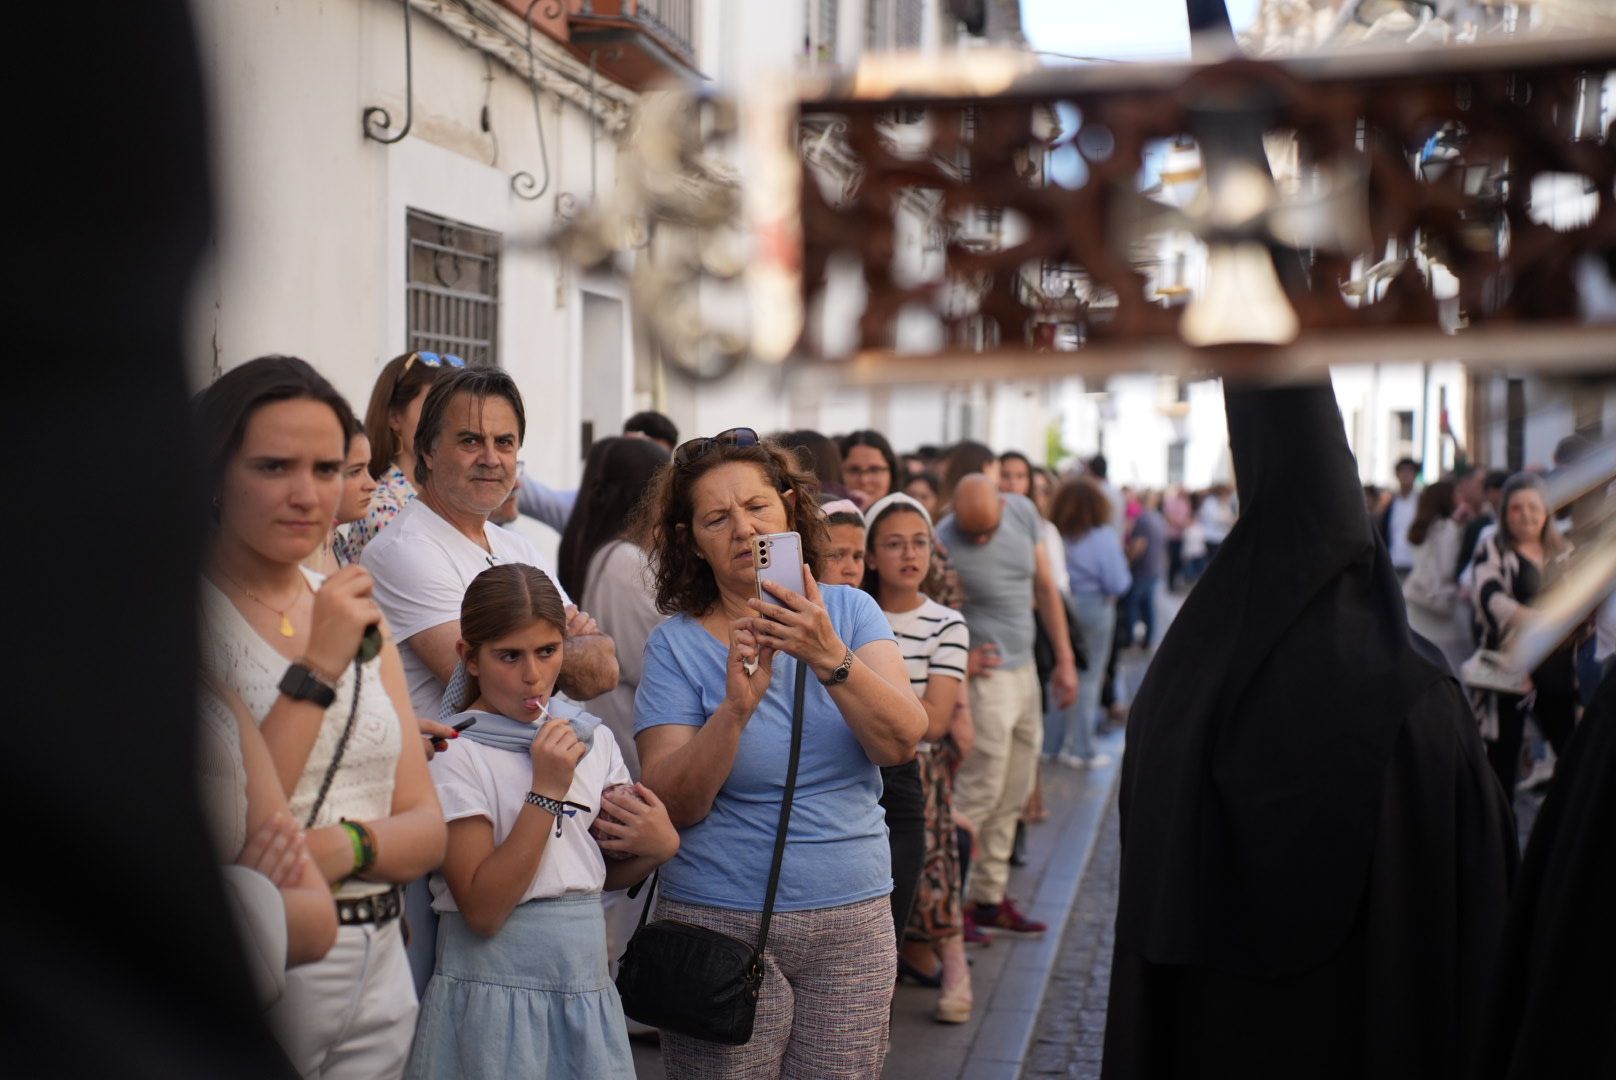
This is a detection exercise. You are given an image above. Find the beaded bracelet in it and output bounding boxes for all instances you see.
[524,792,594,838]
[339,819,377,877]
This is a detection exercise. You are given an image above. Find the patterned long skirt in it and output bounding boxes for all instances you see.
[904,740,963,944]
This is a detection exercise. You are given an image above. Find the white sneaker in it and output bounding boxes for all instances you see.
[1086,753,1114,769]
[1056,753,1088,768]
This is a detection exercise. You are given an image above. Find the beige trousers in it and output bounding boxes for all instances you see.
[952,662,1043,906]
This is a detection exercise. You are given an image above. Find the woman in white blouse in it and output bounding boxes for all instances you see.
[198,676,338,998]
[196,356,446,1079]
[1400,480,1470,673]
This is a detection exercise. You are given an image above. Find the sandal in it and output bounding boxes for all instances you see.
[897,955,943,988]
[934,983,973,1024]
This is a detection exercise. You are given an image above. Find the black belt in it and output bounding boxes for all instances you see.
[336,885,403,927]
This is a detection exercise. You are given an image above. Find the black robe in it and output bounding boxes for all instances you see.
[1477,671,1615,1079]
[5,4,292,1076]
[1102,382,1516,1079]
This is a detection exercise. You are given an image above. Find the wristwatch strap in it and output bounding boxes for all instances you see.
[820,648,854,687]
[279,662,337,708]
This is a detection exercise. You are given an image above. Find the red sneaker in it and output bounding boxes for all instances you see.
[961,910,992,946]
[970,898,1047,936]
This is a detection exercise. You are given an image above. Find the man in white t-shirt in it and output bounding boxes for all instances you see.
[1380,457,1421,579]
[362,368,619,721]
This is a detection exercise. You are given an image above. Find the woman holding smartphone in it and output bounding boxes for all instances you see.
[196,356,446,1079]
[632,428,926,1079]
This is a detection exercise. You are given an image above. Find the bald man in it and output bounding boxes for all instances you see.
[937,473,1079,936]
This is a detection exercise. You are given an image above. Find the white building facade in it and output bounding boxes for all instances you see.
[193,0,1602,501]
[190,0,693,504]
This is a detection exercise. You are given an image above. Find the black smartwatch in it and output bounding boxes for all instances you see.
[821,648,854,687]
[280,662,337,708]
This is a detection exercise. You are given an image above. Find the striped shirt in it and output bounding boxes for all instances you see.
[883,597,970,697]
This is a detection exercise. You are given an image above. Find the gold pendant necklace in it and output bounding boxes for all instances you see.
[215,565,309,637]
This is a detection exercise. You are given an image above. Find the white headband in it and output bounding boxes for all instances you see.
[819,498,863,518]
[862,491,933,532]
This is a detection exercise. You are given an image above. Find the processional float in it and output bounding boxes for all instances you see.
[546,32,1616,679]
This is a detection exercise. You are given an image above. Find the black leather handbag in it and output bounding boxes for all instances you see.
[614,660,808,1045]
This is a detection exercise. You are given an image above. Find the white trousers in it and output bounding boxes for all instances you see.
[269,919,418,1079]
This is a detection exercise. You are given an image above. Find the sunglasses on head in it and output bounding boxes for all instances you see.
[402,351,466,373]
[673,427,761,466]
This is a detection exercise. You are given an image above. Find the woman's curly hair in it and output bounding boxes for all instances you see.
[632,438,829,617]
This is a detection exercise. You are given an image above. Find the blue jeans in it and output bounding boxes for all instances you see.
[1050,593,1116,760]
[1041,682,1078,758]
[1120,575,1159,648]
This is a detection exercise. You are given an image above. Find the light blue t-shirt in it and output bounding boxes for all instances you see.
[633,584,896,912]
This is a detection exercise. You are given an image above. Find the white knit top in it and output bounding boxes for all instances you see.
[196,686,248,863]
[199,569,399,898]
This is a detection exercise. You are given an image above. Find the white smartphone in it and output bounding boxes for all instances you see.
[753,531,806,607]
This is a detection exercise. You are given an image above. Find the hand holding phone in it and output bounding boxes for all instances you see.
[746,563,847,680]
[753,532,806,610]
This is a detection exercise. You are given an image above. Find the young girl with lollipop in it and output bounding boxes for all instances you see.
[406,563,678,1080]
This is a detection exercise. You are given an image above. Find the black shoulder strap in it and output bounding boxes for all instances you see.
[630,868,659,932]
[756,659,809,955]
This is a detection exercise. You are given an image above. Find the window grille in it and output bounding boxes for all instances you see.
[895,0,924,48]
[406,209,501,367]
[867,0,924,50]
[1167,440,1187,486]
[806,0,838,60]
[1390,408,1418,468]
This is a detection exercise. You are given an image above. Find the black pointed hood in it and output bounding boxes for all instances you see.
[1114,379,1446,976]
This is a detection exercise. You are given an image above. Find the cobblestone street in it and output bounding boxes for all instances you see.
[1022,795,1120,1080]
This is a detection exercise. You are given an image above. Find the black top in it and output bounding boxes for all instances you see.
[1479,672,1615,1078]
[1114,380,1450,977]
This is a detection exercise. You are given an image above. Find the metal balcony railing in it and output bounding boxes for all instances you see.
[636,0,695,61]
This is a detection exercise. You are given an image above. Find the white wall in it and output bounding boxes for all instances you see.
[1474,376,1616,472]
[1328,362,1469,484]
[191,0,628,493]
[1051,374,1228,489]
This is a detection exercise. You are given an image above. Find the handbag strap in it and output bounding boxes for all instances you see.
[755,658,809,956]
[626,658,812,952]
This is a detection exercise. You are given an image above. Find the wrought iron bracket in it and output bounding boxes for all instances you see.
[363,0,414,144]
[511,0,555,199]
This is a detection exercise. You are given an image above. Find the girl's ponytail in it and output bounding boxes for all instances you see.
[454,564,568,712]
